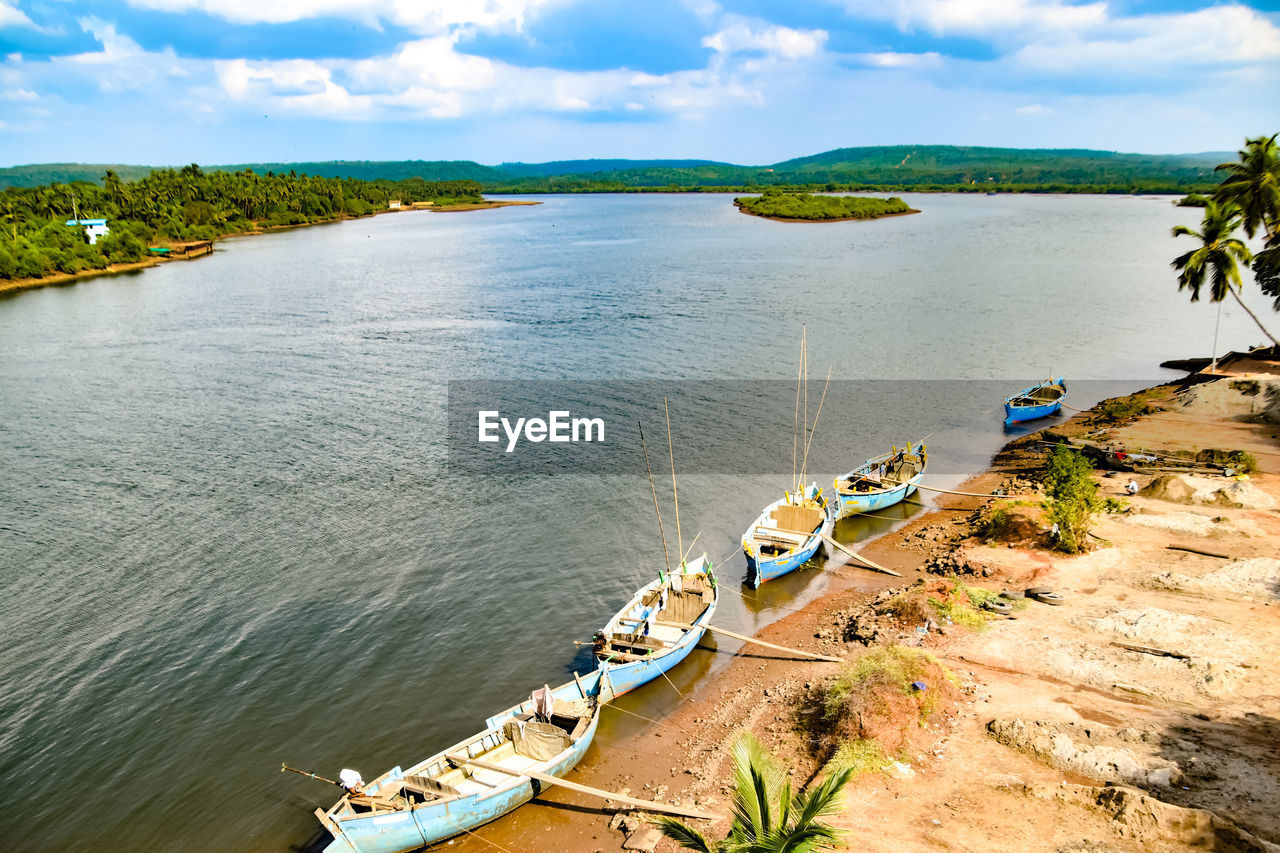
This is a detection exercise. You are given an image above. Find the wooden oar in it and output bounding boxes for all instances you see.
[762,526,902,577]
[444,754,715,820]
[657,620,843,663]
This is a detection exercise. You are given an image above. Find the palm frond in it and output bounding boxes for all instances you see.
[652,816,717,852]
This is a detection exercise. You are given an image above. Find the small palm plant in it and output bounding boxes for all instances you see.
[653,733,852,853]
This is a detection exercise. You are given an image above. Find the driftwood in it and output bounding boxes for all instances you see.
[658,620,843,663]
[1166,544,1232,559]
[444,754,715,820]
[1110,641,1190,661]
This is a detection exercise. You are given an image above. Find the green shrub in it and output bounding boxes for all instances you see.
[1042,445,1103,553]
[820,739,890,779]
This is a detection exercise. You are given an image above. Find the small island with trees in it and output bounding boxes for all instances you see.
[734,189,919,222]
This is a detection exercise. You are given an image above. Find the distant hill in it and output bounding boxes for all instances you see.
[1,146,1239,191]
[209,159,509,183]
[0,163,157,188]
[497,159,732,177]
[764,145,1231,187]
[0,160,506,189]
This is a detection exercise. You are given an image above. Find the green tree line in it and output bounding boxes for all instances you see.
[0,166,482,281]
[734,190,913,221]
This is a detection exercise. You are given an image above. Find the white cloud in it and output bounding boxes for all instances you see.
[703,20,828,59]
[837,0,1106,40]
[1,86,38,101]
[0,0,36,30]
[1013,5,1280,74]
[209,33,772,122]
[123,0,553,33]
[1015,103,1050,115]
[854,51,943,69]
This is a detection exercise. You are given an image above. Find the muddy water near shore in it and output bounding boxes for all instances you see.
[0,194,1263,851]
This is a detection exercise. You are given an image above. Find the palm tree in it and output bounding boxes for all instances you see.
[653,733,852,853]
[1172,199,1278,348]
[1215,134,1280,240]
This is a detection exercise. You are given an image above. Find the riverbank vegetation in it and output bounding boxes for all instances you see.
[734,190,915,222]
[0,166,482,282]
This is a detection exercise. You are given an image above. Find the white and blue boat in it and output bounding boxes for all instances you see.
[741,484,833,587]
[834,442,928,519]
[313,669,611,853]
[1004,378,1067,426]
[592,555,717,697]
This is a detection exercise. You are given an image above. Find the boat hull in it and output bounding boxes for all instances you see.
[321,674,605,853]
[834,443,927,519]
[835,481,918,517]
[1003,400,1061,425]
[594,557,717,697]
[606,623,709,697]
[1004,379,1067,426]
[744,522,828,587]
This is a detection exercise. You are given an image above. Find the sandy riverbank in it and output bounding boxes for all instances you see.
[443,374,1280,853]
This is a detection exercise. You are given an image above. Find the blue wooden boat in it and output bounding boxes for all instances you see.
[741,484,833,587]
[834,442,928,519]
[592,555,717,697]
[314,669,611,853]
[1004,378,1067,426]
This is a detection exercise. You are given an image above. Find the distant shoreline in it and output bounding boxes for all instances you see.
[430,199,542,212]
[0,198,541,298]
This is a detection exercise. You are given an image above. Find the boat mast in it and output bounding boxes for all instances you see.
[664,397,683,565]
[638,421,672,575]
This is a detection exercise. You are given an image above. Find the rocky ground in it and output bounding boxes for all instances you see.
[444,376,1280,853]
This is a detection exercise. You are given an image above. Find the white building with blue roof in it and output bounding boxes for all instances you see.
[66,218,110,245]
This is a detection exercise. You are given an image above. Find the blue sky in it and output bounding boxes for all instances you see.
[1,0,1278,166]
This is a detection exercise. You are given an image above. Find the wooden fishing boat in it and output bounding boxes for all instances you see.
[1004,378,1067,426]
[314,669,611,853]
[592,555,717,696]
[834,442,928,518]
[741,484,833,587]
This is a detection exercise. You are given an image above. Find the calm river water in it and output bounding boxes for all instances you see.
[0,193,1264,851]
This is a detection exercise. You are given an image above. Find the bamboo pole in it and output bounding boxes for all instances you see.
[657,620,842,663]
[664,397,683,560]
[638,422,671,575]
[818,534,901,577]
[882,479,1024,499]
[799,365,832,488]
[1166,544,1232,559]
[282,763,339,787]
[755,526,902,577]
[444,754,716,820]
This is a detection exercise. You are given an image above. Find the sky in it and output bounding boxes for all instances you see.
[0,0,1278,166]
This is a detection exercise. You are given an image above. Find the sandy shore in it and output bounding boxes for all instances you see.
[441,374,1280,853]
[0,259,162,297]
[430,200,542,212]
